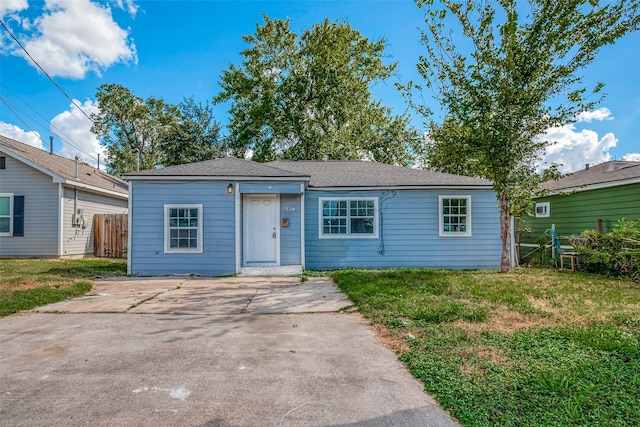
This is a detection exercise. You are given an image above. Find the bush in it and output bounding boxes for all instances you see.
[519,234,554,267]
[578,219,640,282]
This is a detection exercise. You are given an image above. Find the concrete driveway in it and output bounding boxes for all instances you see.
[0,276,458,427]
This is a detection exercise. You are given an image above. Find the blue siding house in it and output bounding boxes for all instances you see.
[124,158,501,276]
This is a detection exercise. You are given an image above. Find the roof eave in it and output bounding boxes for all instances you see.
[61,179,129,199]
[1,146,128,199]
[309,184,494,191]
[544,176,640,194]
[124,174,310,182]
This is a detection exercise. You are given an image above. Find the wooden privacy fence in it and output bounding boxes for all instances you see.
[94,213,128,258]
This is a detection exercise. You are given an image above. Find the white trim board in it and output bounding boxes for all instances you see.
[124,175,309,183]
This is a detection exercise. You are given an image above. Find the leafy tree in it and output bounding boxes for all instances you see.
[404,0,640,271]
[215,15,421,164]
[161,97,225,166]
[91,83,180,175]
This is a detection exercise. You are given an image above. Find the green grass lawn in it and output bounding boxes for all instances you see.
[331,268,640,427]
[0,258,127,317]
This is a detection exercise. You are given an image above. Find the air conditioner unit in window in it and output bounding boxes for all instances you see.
[535,202,550,218]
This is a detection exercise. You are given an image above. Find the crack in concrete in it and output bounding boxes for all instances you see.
[126,291,168,311]
[126,281,187,311]
[238,288,260,314]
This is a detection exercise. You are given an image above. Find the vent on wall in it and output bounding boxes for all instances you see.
[0,156,5,169]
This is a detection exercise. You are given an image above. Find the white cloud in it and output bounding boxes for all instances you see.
[0,121,44,149]
[539,108,626,173]
[50,99,103,167]
[541,123,617,174]
[0,0,27,17]
[622,153,640,162]
[12,0,137,79]
[575,107,613,123]
[113,0,138,16]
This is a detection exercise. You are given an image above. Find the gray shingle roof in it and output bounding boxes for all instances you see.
[124,157,309,179]
[0,135,128,196]
[542,161,640,191]
[268,160,492,188]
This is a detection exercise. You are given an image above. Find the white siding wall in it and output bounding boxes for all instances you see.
[0,154,60,257]
[62,186,128,257]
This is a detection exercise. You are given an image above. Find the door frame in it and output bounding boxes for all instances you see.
[242,193,280,267]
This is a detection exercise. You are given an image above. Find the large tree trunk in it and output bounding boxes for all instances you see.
[499,192,511,272]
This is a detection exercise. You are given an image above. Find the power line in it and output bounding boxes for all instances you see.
[0,19,95,123]
[0,97,47,145]
[0,95,98,161]
[1,83,98,161]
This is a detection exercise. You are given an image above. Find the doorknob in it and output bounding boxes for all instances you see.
[273,228,276,238]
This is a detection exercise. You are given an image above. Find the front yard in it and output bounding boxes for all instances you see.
[331,268,640,426]
[2,259,638,425]
[0,258,126,317]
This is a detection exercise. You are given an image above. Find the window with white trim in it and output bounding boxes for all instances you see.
[439,196,471,237]
[319,197,378,238]
[0,193,13,236]
[164,204,203,253]
[535,202,550,218]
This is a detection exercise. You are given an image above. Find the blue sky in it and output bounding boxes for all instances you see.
[1,0,639,173]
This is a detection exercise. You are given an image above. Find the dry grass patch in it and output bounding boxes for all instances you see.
[453,305,558,333]
[369,321,411,353]
[1,280,75,291]
[459,345,512,376]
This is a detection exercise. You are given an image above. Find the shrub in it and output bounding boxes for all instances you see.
[520,233,554,267]
[578,219,640,282]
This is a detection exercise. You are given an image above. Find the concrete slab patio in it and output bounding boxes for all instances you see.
[0,277,458,427]
[35,277,351,315]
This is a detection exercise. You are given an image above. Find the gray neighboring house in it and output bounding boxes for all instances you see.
[0,135,128,258]
[124,158,502,276]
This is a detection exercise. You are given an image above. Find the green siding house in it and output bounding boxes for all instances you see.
[520,161,640,251]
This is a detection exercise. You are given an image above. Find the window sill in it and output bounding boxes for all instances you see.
[319,234,379,239]
[164,248,203,254]
[439,233,472,238]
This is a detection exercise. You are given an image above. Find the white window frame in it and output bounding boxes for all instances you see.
[535,202,550,218]
[164,204,203,253]
[318,197,378,239]
[439,195,472,237]
[0,193,13,237]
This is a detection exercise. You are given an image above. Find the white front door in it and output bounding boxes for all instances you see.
[243,194,279,265]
